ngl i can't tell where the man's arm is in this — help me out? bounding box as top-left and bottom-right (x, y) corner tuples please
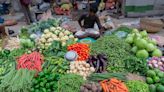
(95, 16), (103, 30)
(78, 14), (85, 28)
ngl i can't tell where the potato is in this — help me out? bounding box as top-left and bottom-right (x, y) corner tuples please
(84, 84), (92, 89)
(91, 84), (97, 92)
(85, 63), (90, 68)
(80, 86), (85, 92)
(82, 67), (86, 71)
(90, 67), (95, 72)
(83, 88), (89, 92)
(86, 68), (90, 71)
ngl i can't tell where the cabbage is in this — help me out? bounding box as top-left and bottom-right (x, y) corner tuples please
(149, 39), (157, 45)
(146, 43), (156, 52)
(20, 39), (34, 48)
(131, 46), (138, 53)
(152, 49), (162, 57)
(125, 36), (133, 44)
(30, 34), (37, 39)
(132, 29), (139, 33)
(135, 39), (148, 49)
(136, 49), (149, 59)
(140, 30), (148, 37)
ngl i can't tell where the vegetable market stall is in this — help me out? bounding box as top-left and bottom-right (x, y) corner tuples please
(0, 18), (164, 92)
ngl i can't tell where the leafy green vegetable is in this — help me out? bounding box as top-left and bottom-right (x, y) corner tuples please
(42, 41), (67, 58)
(32, 71), (61, 92)
(58, 74), (85, 92)
(124, 56), (148, 75)
(0, 68), (35, 92)
(115, 26), (132, 33)
(27, 18), (61, 33)
(126, 80), (149, 92)
(43, 56), (69, 74)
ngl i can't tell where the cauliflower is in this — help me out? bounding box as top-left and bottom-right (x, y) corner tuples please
(56, 27), (62, 30)
(40, 38), (46, 43)
(69, 35), (74, 39)
(44, 29), (50, 34)
(64, 36), (69, 40)
(47, 38), (53, 42)
(45, 33), (51, 38)
(59, 32), (64, 38)
(74, 38), (78, 41)
(62, 42), (66, 46)
(52, 35), (57, 38)
(41, 34), (46, 38)
(50, 27), (56, 32)
(64, 30), (71, 35)
(54, 30), (60, 35)
(60, 37), (66, 41)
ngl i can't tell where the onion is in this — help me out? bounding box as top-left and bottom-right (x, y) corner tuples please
(148, 64), (153, 68)
(152, 60), (158, 64)
(159, 66), (164, 71)
(154, 63), (159, 68)
(161, 57), (164, 62)
(152, 57), (159, 60)
(158, 61), (163, 66)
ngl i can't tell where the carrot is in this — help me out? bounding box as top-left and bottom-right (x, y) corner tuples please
(100, 78), (128, 92)
(16, 51), (43, 73)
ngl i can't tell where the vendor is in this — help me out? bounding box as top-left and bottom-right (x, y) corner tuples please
(78, 7), (104, 31)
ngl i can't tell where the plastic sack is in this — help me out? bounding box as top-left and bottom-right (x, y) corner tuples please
(114, 31), (128, 38)
(85, 28), (100, 38)
(75, 31), (88, 39)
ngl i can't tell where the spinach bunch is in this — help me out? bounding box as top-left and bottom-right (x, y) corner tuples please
(126, 80), (149, 92)
(58, 74), (85, 92)
(124, 56), (148, 76)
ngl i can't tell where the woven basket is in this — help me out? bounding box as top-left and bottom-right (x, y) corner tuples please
(140, 18), (164, 33)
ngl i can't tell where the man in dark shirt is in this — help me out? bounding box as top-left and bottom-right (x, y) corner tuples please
(78, 7), (103, 31)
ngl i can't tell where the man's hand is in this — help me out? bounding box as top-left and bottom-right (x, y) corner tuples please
(81, 27), (85, 31)
(100, 27), (105, 35)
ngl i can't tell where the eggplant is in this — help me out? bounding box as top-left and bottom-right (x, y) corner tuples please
(99, 57), (107, 72)
(88, 60), (94, 67)
(97, 54), (108, 61)
(95, 59), (100, 72)
(92, 56), (98, 61)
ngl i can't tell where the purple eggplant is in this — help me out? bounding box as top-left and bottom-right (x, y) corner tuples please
(95, 59), (100, 72)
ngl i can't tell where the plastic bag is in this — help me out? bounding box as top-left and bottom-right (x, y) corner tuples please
(75, 31), (88, 39)
(85, 28), (100, 38)
(114, 31), (128, 38)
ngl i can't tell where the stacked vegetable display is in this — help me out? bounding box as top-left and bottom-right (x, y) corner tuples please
(125, 29), (162, 59)
(38, 26), (77, 50)
(67, 61), (95, 79)
(16, 51), (44, 72)
(100, 78), (128, 92)
(0, 68), (35, 92)
(31, 70), (61, 92)
(146, 69), (164, 92)
(1, 17), (164, 92)
(80, 82), (102, 92)
(43, 57), (69, 74)
(126, 80), (149, 92)
(87, 54), (108, 73)
(148, 57), (164, 71)
(68, 43), (90, 61)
